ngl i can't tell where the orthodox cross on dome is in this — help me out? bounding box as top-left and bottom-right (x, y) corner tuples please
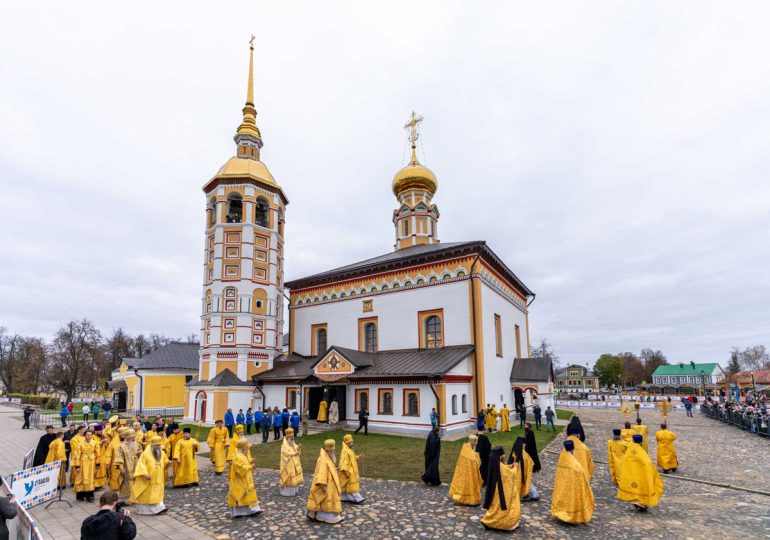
(249, 34), (255, 50)
(403, 111), (424, 145)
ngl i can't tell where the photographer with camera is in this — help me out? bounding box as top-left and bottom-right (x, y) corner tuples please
(80, 490), (136, 540)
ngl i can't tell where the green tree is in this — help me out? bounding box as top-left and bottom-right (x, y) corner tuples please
(594, 353), (622, 388)
(725, 347), (742, 377)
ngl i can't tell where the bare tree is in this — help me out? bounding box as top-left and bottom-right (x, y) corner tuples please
(618, 351), (645, 387)
(105, 328), (134, 370)
(725, 347), (743, 378)
(639, 348), (668, 382)
(132, 334), (149, 358)
(530, 338), (560, 368)
(739, 345), (769, 371)
(148, 333), (172, 352)
(15, 337), (47, 394)
(47, 319), (104, 401)
(185, 333), (199, 344)
(0, 327), (21, 393)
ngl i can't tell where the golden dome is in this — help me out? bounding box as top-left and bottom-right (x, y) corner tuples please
(392, 148), (438, 197)
(214, 156), (277, 186)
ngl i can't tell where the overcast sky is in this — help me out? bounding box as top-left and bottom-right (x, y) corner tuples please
(2, 2), (769, 366)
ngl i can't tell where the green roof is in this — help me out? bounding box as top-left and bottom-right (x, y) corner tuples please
(652, 363), (719, 376)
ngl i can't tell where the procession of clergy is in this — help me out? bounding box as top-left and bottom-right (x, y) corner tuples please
(38, 413), (363, 523)
(440, 413), (679, 532)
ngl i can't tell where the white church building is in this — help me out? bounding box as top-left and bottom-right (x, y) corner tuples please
(184, 44), (553, 436)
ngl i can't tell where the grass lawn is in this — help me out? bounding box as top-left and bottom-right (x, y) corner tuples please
(556, 408), (574, 421)
(247, 425), (563, 483)
(180, 423), (214, 440)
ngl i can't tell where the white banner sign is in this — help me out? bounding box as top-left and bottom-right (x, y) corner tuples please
(10, 462), (62, 509)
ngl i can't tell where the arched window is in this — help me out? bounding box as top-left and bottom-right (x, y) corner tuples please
(277, 208), (284, 236)
(382, 391), (393, 414)
(404, 280), (412, 287)
(406, 391), (419, 416)
(425, 315), (443, 348)
(429, 276), (438, 283)
(226, 194), (242, 223)
(316, 328), (327, 354)
(255, 196), (270, 227)
(364, 323), (377, 353)
(461, 394), (468, 413)
(416, 278), (425, 284)
(358, 391), (368, 412)
(206, 199), (216, 228)
(451, 394), (458, 415)
(381, 284), (388, 291)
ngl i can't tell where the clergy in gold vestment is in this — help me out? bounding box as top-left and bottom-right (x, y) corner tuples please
(279, 428), (303, 496)
(107, 428), (126, 491)
(499, 405), (511, 432)
(567, 430), (595, 480)
(617, 434), (664, 511)
(448, 435), (482, 506)
(227, 424), (245, 463)
(551, 440), (594, 524)
(207, 420), (230, 475)
(73, 431), (97, 502)
(94, 434), (109, 489)
(114, 429), (143, 501)
(620, 422), (635, 444)
(45, 432), (67, 489)
(172, 428), (199, 488)
(227, 439), (262, 517)
(306, 439), (343, 524)
(507, 437), (539, 500)
(68, 426), (85, 486)
(655, 424), (678, 473)
(484, 405), (498, 432)
(481, 447), (520, 531)
(131, 436), (169, 515)
(164, 424), (182, 483)
(633, 419), (649, 453)
(607, 428), (629, 486)
(317, 400), (329, 423)
(339, 434), (365, 504)
(132, 422), (144, 448)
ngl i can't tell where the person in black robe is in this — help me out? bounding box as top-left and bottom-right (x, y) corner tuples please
(482, 446), (507, 514)
(475, 430), (492, 487)
(62, 424), (77, 471)
(523, 422), (541, 472)
(421, 427), (441, 486)
(566, 416), (585, 442)
(33, 425), (58, 467)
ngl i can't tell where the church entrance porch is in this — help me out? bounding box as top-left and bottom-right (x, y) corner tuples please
(307, 384), (347, 422)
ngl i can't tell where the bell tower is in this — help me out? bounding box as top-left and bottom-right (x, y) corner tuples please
(391, 112), (440, 250)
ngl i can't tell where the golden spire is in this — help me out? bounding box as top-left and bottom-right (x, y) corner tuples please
(235, 35), (262, 152)
(403, 111), (424, 164)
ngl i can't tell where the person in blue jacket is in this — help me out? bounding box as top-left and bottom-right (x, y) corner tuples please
(261, 409), (271, 443)
(281, 408), (290, 436)
(272, 407), (282, 440)
(59, 404), (70, 427)
(245, 408), (254, 435)
(224, 408), (235, 437)
(476, 409), (486, 431)
(236, 409), (245, 426)
(254, 408), (263, 438)
(290, 410), (300, 436)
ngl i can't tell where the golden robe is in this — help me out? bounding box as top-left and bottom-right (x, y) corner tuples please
(207, 426), (229, 473)
(130, 447), (168, 506)
(620, 428), (635, 444)
(164, 432), (182, 482)
(227, 451), (259, 508)
(484, 407), (498, 430)
(481, 463), (521, 531)
(172, 438), (199, 486)
(655, 430), (678, 471)
(280, 439), (304, 488)
(317, 401), (328, 422)
(448, 443), (482, 506)
(633, 424), (649, 453)
(93, 439), (109, 489)
(567, 435), (595, 480)
(607, 439), (629, 486)
(107, 434), (122, 490)
(69, 434), (84, 485)
(226, 428), (244, 462)
(339, 443), (362, 495)
(114, 441), (142, 499)
(306, 449), (342, 514)
(551, 450), (594, 524)
(617, 443), (664, 507)
(512, 451), (534, 498)
(45, 438), (67, 489)
(499, 407), (511, 432)
(73, 439), (97, 493)
(134, 430), (144, 448)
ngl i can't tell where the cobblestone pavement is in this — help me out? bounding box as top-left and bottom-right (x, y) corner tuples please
(165, 408), (769, 540)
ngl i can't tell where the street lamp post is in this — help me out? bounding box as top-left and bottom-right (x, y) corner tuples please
(700, 370), (705, 397)
(751, 371), (756, 400)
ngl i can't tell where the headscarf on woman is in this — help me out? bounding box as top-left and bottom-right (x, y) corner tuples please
(507, 437), (527, 486)
(483, 446), (507, 511)
(566, 416), (585, 442)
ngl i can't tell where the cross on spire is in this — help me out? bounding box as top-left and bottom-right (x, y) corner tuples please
(403, 111), (424, 145)
(249, 34), (255, 50)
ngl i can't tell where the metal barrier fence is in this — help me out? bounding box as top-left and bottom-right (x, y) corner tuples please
(0, 480), (43, 540)
(700, 405), (769, 438)
(32, 407), (185, 429)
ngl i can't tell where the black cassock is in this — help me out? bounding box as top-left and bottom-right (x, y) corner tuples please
(524, 430), (541, 472)
(476, 433), (492, 486)
(33, 433), (57, 467)
(421, 432), (441, 486)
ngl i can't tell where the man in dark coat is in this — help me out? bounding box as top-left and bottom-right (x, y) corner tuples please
(523, 422), (541, 472)
(80, 490), (136, 540)
(355, 406), (369, 435)
(0, 479), (17, 540)
(62, 424), (77, 471)
(22, 406), (34, 429)
(33, 425), (57, 467)
(421, 427), (441, 486)
(475, 430), (492, 487)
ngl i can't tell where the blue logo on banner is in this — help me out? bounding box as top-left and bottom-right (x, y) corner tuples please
(24, 482), (33, 496)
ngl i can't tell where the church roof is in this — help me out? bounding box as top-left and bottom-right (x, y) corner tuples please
(510, 357), (554, 383)
(197, 368), (253, 387)
(285, 241), (533, 298)
(254, 345), (474, 383)
(135, 342), (199, 371)
(651, 362), (720, 377)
